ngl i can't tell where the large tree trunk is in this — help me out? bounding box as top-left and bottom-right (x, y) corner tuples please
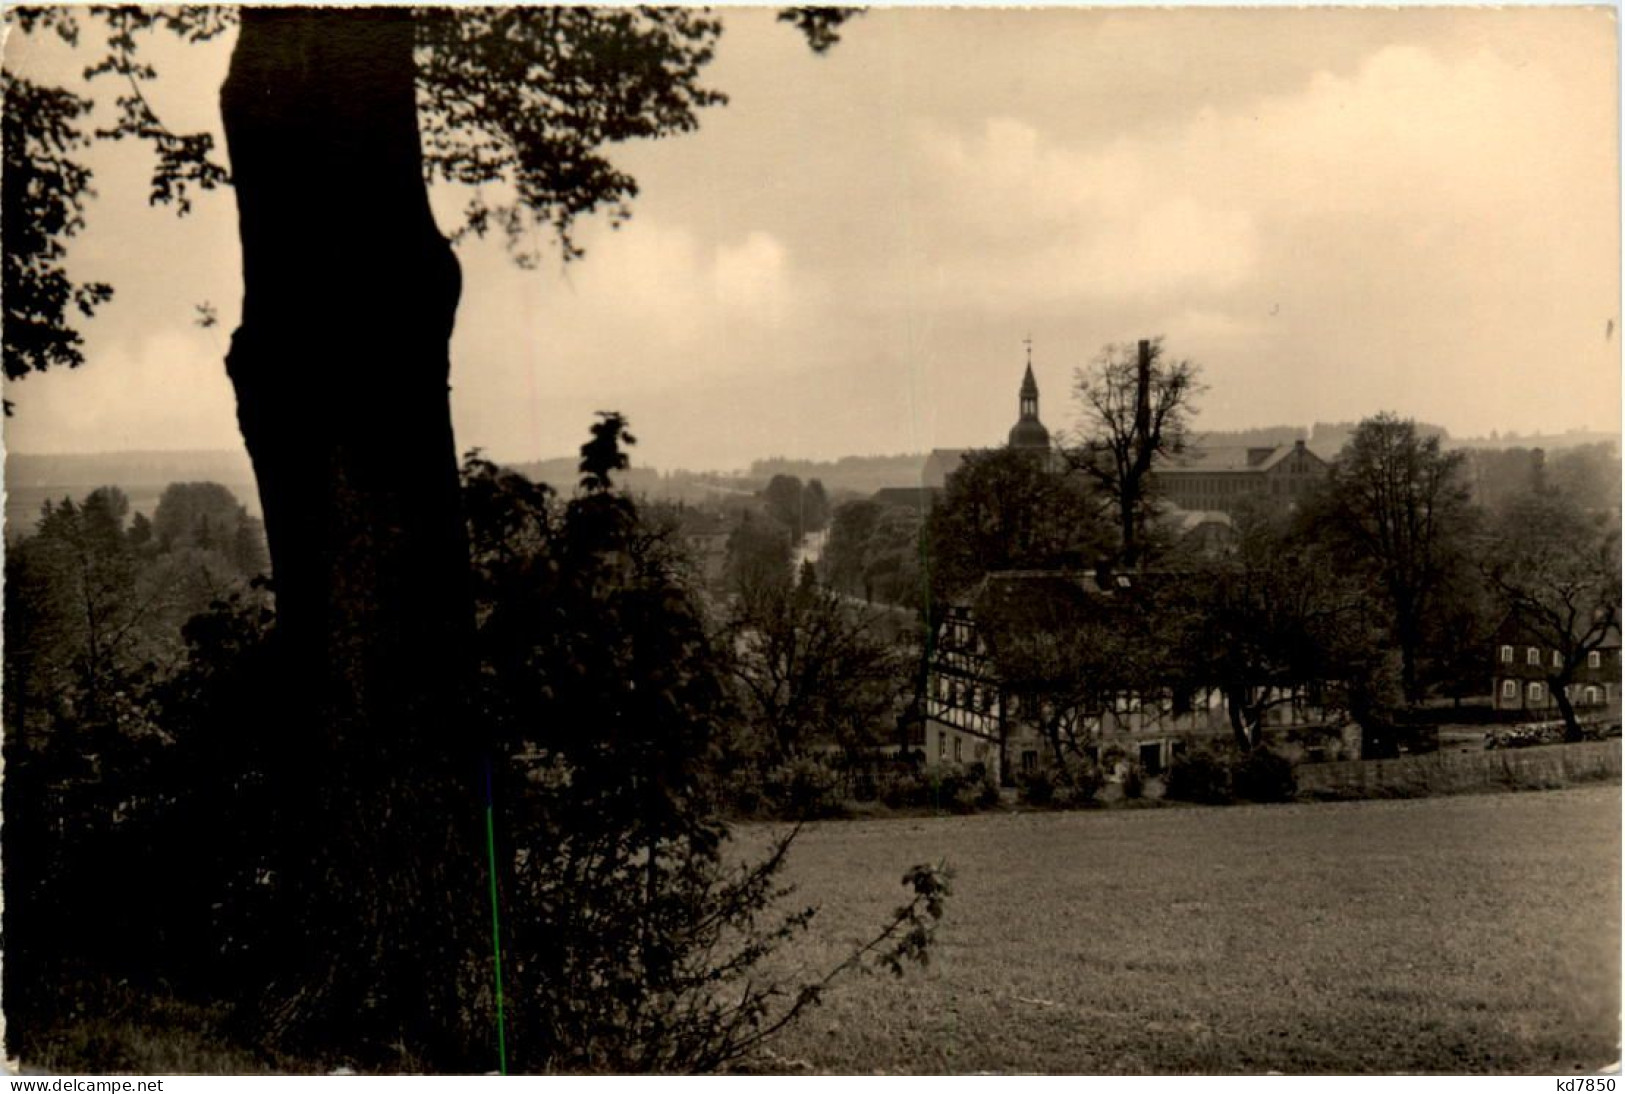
(1225, 687), (1255, 752)
(1118, 490), (1138, 568)
(220, 9), (489, 1068)
(1551, 674), (1584, 742)
(1392, 588), (1423, 706)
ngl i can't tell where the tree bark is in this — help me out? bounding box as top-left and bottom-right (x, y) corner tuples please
(220, 9), (487, 1067)
(1225, 688), (1255, 752)
(1551, 674), (1584, 742)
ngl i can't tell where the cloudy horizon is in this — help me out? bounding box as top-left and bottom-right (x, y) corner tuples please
(3, 6), (1618, 472)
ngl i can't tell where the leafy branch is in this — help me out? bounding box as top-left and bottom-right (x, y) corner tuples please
(83, 6), (233, 214)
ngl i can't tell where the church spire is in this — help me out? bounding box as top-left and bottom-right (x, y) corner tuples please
(1008, 341), (1051, 452)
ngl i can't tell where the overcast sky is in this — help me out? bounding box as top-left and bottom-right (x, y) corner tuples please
(3, 7), (1619, 471)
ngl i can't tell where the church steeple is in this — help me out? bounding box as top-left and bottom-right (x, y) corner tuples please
(1008, 341), (1052, 452)
(1019, 362), (1039, 422)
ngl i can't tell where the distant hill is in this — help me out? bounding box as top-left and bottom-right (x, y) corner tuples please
(1446, 429), (1620, 452)
(1190, 426), (1307, 449)
(748, 453), (930, 498)
(6, 449), (260, 537)
(506, 457), (760, 505)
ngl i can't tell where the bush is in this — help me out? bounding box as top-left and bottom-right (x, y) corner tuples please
(949, 762), (1001, 813)
(1120, 761), (1145, 800)
(1017, 766), (1055, 806)
(1164, 750), (1232, 805)
(879, 768), (929, 809)
(879, 763), (998, 813)
(1230, 748), (1296, 803)
(1017, 762), (1102, 809)
(762, 757), (847, 819)
(1054, 762), (1103, 808)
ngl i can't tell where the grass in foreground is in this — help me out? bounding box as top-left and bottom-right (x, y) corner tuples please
(748, 784), (1621, 1074)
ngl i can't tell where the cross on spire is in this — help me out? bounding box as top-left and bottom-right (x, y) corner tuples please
(1022, 334), (1033, 367)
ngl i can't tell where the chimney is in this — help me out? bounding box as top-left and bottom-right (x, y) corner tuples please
(1134, 339), (1152, 449)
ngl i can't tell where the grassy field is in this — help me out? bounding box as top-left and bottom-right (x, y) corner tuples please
(746, 785), (1621, 1074)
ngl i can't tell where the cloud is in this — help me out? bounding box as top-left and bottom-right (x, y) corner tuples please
(715, 230), (789, 315)
(5, 330), (242, 454)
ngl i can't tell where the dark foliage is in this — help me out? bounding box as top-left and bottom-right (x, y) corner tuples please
(1, 72), (113, 396)
(926, 447), (1110, 604)
(823, 499), (927, 611)
(416, 7), (728, 263)
(760, 756), (848, 820)
(1304, 413), (1474, 704)
(4, 588), (279, 1052)
(463, 417), (948, 1072)
(724, 576), (909, 763)
(1229, 748), (1296, 803)
(1016, 763), (1102, 809)
(6, 424), (951, 1073)
(1163, 750), (1232, 805)
(775, 7), (864, 54)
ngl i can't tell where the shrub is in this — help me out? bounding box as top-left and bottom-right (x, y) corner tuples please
(1230, 748), (1296, 803)
(1053, 762), (1104, 808)
(879, 768), (930, 809)
(763, 757), (847, 819)
(950, 762), (1001, 813)
(1017, 767), (1056, 806)
(879, 764), (999, 813)
(1018, 762), (1102, 809)
(1164, 749), (1232, 805)
(721, 765), (768, 816)
(1120, 761), (1145, 800)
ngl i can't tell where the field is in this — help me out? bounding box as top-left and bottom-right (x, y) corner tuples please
(748, 785), (1622, 1074)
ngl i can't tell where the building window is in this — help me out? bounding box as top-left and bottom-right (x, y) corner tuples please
(1553, 650), (1562, 669)
(1529, 683), (1545, 704)
(1022, 750), (1038, 773)
(1589, 651), (1602, 669)
(1586, 686), (1601, 705)
(1501, 679), (1518, 700)
(1500, 645), (1514, 663)
(938, 732), (947, 760)
(1527, 647), (1540, 666)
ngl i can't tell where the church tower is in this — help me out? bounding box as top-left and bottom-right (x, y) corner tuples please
(1007, 347), (1052, 453)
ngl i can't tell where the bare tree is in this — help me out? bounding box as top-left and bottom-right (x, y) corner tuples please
(1482, 491), (1621, 740)
(1067, 338), (1202, 567)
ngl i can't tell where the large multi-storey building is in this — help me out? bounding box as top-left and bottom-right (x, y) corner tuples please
(1150, 440), (1329, 514)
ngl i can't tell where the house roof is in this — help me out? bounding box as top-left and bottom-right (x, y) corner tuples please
(1493, 610), (1622, 650)
(1163, 441), (1326, 475)
(872, 486), (939, 509)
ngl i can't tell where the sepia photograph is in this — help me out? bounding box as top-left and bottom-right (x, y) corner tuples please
(1, 3), (1619, 1078)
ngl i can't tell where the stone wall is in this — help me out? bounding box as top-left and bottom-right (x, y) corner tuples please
(1295, 740), (1620, 798)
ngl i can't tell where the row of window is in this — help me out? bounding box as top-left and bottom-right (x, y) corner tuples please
(1499, 645), (1604, 669)
(936, 730), (989, 763)
(932, 679), (1319, 723)
(1499, 679), (1608, 705)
